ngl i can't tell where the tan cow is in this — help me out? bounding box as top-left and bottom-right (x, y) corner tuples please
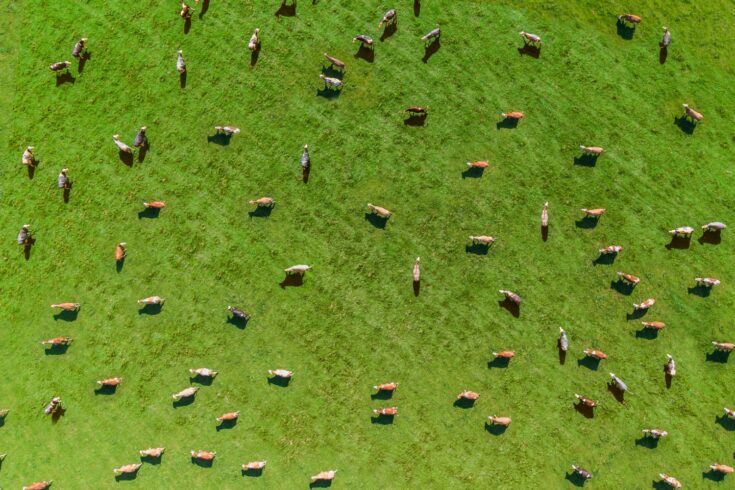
(172, 387), (198, 401)
(500, 111), (524, 120)
(50, 303), (79, 311)
(581, 208), (605, 217)
(682, 104), (703, 122)
(139, 448), (165, 458)
(642, 321), (666, 330)
(217, 411), (240, 422)
(191, 450), (215, 461)
(579, 145), (604, 156)
(633, 298), (655, 310)
(372, 407), (398, 416)
(583, 349), (607, 360)
(249, 197), (275, 207)
(487, 415), (512, 426)
(617, 272), (640, 285)
(367, 203), (391, 218)
(374, 382), (398, 392)
(113, 464), (141, 475)
(97, 377), (122, 387)
(115, 242), (127, 262)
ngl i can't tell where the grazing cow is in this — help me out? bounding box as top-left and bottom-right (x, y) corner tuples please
(712, 341), (735, 351)
(353, 34), (374, 48)
(22, 146), (35, 166)
(319, 74), (343, 89)
(499, 290), (521, 305)
(189, 368), (218, 378)
(49, 61), (71, 72)
(139, 448), (165, 458)
(665, 354), (676, 376)
(659, 474), (682, 489)
(191, 450), (215, 461)
(180, 2), (192, 18)
(642, 321), (666, 330)
(44, 397), (61, 415)
(642, 429), (668, 439)
(227, 306), (250, 320)
(559, 327), (569, 352)
(492, 351), (515, 359)
(519, 31), (542, 45)
(133, 127), (147, 148)
(301, 144), (310, 169)
(50, 303), (79, 311)
(374, 382), (398, 392)
(710, 464), (734, 474)
(284, 265), (311, 275)
(217, 411), (240, 422)
(57, 169), (70, 189)
(113, 134), (133, 153)
(500, 111), (524, 120)
(269, 369), (293, 378)
(421, 27), (441, 43)
(581, 208), (605, 217)
(467, 160), (489, 169)
(702, 222), (726, 232)
(324, 53), (345, 70)
(413, 257), (421, 282)
(312, 470), (337, 482)
(584, 349), (607, 360)
(541, 202), (549, 228)
(469, 235), (495, 245)
(97, 377), (122, 387)
(457, 390), (480, 400)
(661, 27), (671, 47)
(633, 298), (655, 310)
(214, 126), (240, 135)
(617, 272), (640, 285)
(403, 106), (428, 116)
(113, 464), (141, 475)
(243, 461), (267, 471)
(172, 387), (198, 401)
(725, 408), (735, 420)
(379, 9), (397, 28)
(115, 242), (127, 262)
(143, 201), (166, 209)
(487, 415), (512, 426)
(138, 296), (164, 305)
(682, 104), (703, 122)
(618, 14), (642, 25)
(571, 465), (592, 480)
(367, 203), (391, 218)
(373, 407), (398, 416)
(574, 394), (597, 408)
(176, 50), (186, 74)
(669, 226), (694, 237)
(695, 277), (720, 287)
(23, 481), (53, 490)
(41, 337), (72, 346)
(17, 224), (31, 245)
(599, 245), (622, 255)
(609, 373), (629, 393)
(249, 197), (275, 207)
(579, 145), (604, 156)
(72, 38), (87, 58)
(248, 29), (261, 52)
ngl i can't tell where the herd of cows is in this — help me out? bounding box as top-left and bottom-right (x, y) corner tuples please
(9, 3), (731, 488)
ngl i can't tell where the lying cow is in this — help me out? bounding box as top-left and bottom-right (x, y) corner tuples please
(658, 474), (682, 489)
(172, 387), (198, 401)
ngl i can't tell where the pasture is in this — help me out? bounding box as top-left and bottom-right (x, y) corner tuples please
(2, 0), (735, 487)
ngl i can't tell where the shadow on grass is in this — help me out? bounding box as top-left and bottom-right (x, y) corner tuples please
(592, 253), (617, 266)
(190, 375), (215, 386)
(659, 45), (668, 64)
(268, 376), (291, 387)
(565, 472), (588, 487)
(716, 415), (735, 431)
(52, 407), (66, 423)
(577, 356), (600, 371)
(404, 114), (427, 126)
(216, 419), (237, 431)
(370, 391), (393, 401)
(116, 258), (125, 273)
(497, 298), (520, 318)
(674, 116), (696, 135)
(703, 470), (726, 482)
(487, 357), (510, 369)
(517, 44), (540, 58)
(179, 71), (187, 89)
(303, 166), (311, 183)
(484, 423), (508, 436)
(541, 225), (548, 242)
(453, 398), (476, 409)
(27, 163), (36, 179)
(574, 402), (594, 419)
(611, 280), (635, 295)
(317, 86), (342, 99)
(78, 52), (91, 73)
(354, 44), (374, 63)
(626, 309), (648, 320)
(53, 309), (79, 322)
(413, 280), (420, 296)
(138, 142), (149, 163)
(616, 19), (635, 40)
(310, 480), (333, 489)
(653, 481), (676, 490)
(94, 385), (118, 396)
(558, 348), (566, 365)
(275, 0), (296, 17)
(422, 39), (440, 63)
(365, 213), (388, 229)
(465, 243), (489, 255)
(138, 304), (162, 315)
(461, 167), (484, 179)
(138, 207), (161, 219)
(665, 372), (673, 389)
(635, 436), (659, 449)
(573, 154), (598, 166)
(380, 23), (397, 42)
(279, 274), (303, 288)
(24, 237), (36, 261)
(56, 72), (76, 86)
(115, 472), (138, 482)
(198, 0), (209, 18)
(688, 285), (712, 297)
(63, 184), (71, 203)
(243, 467), (264, 477)
(635, 327), (659, 340)
(207, 133), (232, 146)
(226, 315), (249, 329)
(706, 351), (731, 363)
(607, 383), (625, 403)
(320, 65), (344, 79)
(496, 118), (519, 130)
(191, 457), (213, 468)
(248, 206), (274, 218)
(44, 344), (70, 355)
(119, 150), (133, 167)
(172, 397), (195, 409)
(575, 216), (599, 229)
(371, 414), (395, 425)
(413, 0), (420, 16)
(140, 455), (162, 465)
(699, 230), (722, 245)
(251, 44), (261, 67)
(665, 236), (691, 250)
(184, 17), (192, 34)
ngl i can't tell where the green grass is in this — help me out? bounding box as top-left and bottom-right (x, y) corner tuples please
(2, 0), (735, 487)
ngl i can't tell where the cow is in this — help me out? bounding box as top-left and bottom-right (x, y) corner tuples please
(353, 35), (374, 49)
(115, 242), (127, 262)
(617, 272), (640, 285)
(172, 387), (198, 401)
(113, 134), (133, 154)
(413, 257), (421, 282)
(249, 197), (275, 207)
(176, 50), (186, 74)
(311, 470), (337, 482)
(633, 298), (655, 310)
(642, 321), (666, 330)
(143, 201), (166, 209)
(658, 474), (682, 489)
(55, 168), (70, 189)
(641, 429), (668, 439)
(500, 111), (524, 120)
(284, 265), (311, 275)
(421, 27), (441, 43)
(324, 53), (345, 70)
(139, 448), (165, 458)
(599, 245), (622, 254)
(22, 146), (35, 166)
(457, 390), (480, 400)
(217, 411), (240, 422)
(41, 337), (72, 346)
(23, 481), (53, 490)
(665, 354), (676, 376)
(133, 127), (148, 148)
(374, 382), (399, 392)
(138, 296), (164, 305)
(0, 409), (8, 418)
(519, 31), (542, 45)
(574, 394), (597, 408)
(487, 415), (512, 426)
(618, 14), (642, 25)
(492, 351), (515, 359)
(180, 2), (192, 18)
(710, 464), (734, 474)
(469, 235), (495, 245)
(367, 203), (391, 218)
(695, 277), (720, 287)
(499, 290), (521, 304)
(581, 208), (605, 217)
(669, 226), (694, 237)
(682, 104), (703, 122)
(584, 349), (607, 360)
(373, 407), (398, 416)
(50, 303), (79, 311)
(571, 465), (592, 480)
(227, 306), (250, 320)
(97, 377), (122, 387)
(301, 144), (310, 169)
(702, 222), (726, 232)
(113, 464), (141, 475)
(712, 341), (735, 351)
(72, 38), (88, 58)
(268, 369), (293, 378)
(17, 224), (31, 245)
(725, 408), (735, 420)
(403, 106), (428, 116)
(189, 368), (218, 378)
(379, 9), (396, 28)
(467, 160), (489, 169)
(248, 29), (261, 52)
(214, 126), (240, 135)
(319, 74), (343, 89)
(541, 202), (549, 228)
(579, 145), (604, 156)
(44, 397), (61, 415)
(609, 373), (629, 392)
(191, 450), (215, 461)
(243, 461), (267, 471)
(661, 27), (671, 47)
(49, 61), (71, 72)
(559, 327), (569, 352)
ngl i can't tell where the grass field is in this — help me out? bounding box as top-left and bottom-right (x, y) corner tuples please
(2, 0), (735, 488)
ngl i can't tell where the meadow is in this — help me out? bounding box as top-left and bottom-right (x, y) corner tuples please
(2, 0), (735, 488)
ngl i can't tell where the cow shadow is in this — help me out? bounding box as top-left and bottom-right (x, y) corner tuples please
(453, 398), (476, 409)
(316, 86), (342, 99)
(465, 243), (490, 255)
(716, 415), (735, 431)
(653, 481), (674, 490)
(380, 23), (397, 42)
(55, 72), (76, 86)
(302, 166), (310, 183)
(365, 213), (388, 229)
(207, 133), (232, 146)
(198, 0), (209, 18)
(242, 467), (264, 477)
(616, 19), (636, 40)
(558, 347), (566, 365)
(172, 397), (195, 408)
(485, 423), (508, 436)
(461, 167), (484, 179)
(370, 391), (393, 401)
(413, 280), (420, 297)
(674, 116), (696, 134)
(626, 309), (647, 320)
(250, 44), (261, 67)
(53, 309), (79, 322)
(706, 350), (730, 363)
(216, 419), (237, 431)
(574, 402), (594, 419)
(140, 455), (162, 465)
(190, 375), (215, 386)
(659, 45), (668, 64)
(573, 154), (598, 166)
(51, 406), (66, 423)
(518, 44), (540, 58)
(564, 472), (588, 487)
(611, 280), (635, 295)
(413, 0), (420, 16)
(354, 44), (375, 62)
(498, 298), (520, 318)
(422, 39), (441, 63)
(487, 357), (510, 369)
(44, 344), (70, 355)
(541, 225), (549, 242)
(27, 163), (36, 179)
(184, 17), (192, 34)
(699, 230), (722, 245)
(635, 436), (659, 449)
(191, 457), (213, 468)
(23, 237), (36, 260)
(608, 383), (625, 403)
(248, 206), (274, 218)
(592, 253), (617, 266)
(268, 376), (291, 387)
(226, 315), (249, 329)
(665, 372), (673, 389)
(119, 150), (133, 167)
(577, 356), (600, 371)
(179, 71), (187, 88)
(703, 470), (725, 482)
(496, 118), (519, 129)
(138, 304), (163, 315)
(63, 185), (71, 203)
(137, 207), (161, 219)
(279, 274), (303, 288)
(94, 385), (118, 396)
(688, 285), (711, 297)
(310, 480), (333, 489)
(635, 327), (659, 340)
(116, 257), (125, 273)
(575, 216), (599, 229)
(404, 114), (427, 126)
(138, 142), (149, 163)
(78, 52), (91, 73)
(275, 0), (296, 17)
(665, 236), (690, 249)
(371, 414), (395, 425)
(320, 65), (344, 79)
